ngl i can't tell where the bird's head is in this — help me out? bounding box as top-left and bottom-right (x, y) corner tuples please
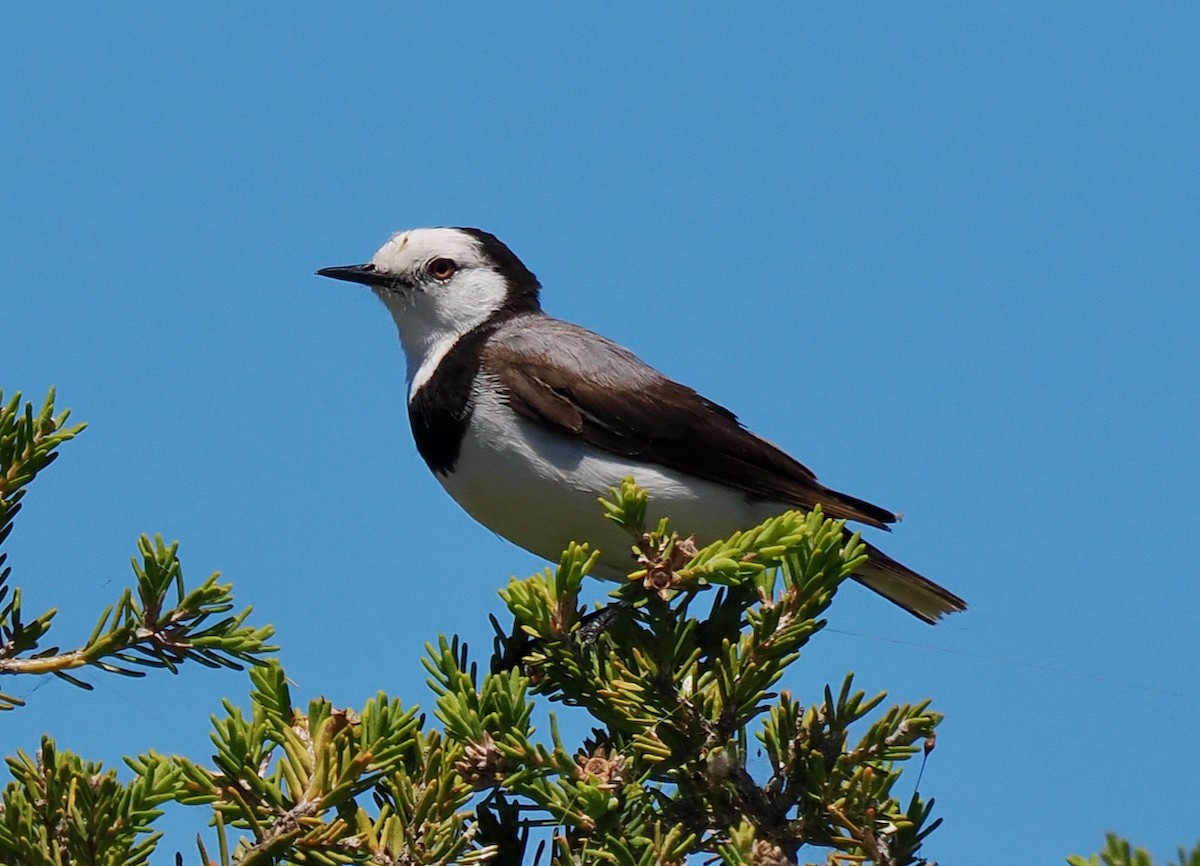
(318, 227), (541, 375)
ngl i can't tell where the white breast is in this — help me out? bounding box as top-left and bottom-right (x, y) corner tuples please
(437, 384), (788, 580)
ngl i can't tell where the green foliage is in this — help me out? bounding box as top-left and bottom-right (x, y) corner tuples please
(0, 388), (86, 551)
(0, 736), (180, 866)
(0, 388), (84, 708)
(156, 660), (487, 865)
(1, 388), (953, 865)
(480, 480), (941, 865)
(0, 390), (275, 710)
(1068, 835), (1200, 866)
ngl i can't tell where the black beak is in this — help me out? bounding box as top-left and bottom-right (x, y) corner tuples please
(315, 263), (394, 287)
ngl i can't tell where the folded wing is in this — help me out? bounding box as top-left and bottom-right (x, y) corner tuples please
(486, 318), (895, 528)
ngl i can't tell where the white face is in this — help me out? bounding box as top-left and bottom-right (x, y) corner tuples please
(367, 228), (512, 391)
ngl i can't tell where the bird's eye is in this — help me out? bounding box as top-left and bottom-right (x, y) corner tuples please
(427, 258), (458, 280)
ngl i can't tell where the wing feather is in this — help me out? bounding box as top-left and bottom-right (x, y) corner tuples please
(485, 318), (896, 528)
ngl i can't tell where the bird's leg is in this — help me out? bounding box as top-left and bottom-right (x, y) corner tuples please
(490, 599), (637, 673)
(575, 599), (635, 644)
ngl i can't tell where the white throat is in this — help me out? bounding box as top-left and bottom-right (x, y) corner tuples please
(373, 271), (509, 398)
(363, 228), (515, 397)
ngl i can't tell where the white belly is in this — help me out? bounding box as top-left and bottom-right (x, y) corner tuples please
(437, 391), (787, 580)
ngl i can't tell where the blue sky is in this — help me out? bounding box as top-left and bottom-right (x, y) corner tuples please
(3, 4), (1198, 862)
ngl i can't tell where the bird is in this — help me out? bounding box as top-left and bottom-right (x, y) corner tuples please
(317, 227), (966, 623)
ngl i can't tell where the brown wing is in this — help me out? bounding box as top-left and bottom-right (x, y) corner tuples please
(484, 317), (897, 529)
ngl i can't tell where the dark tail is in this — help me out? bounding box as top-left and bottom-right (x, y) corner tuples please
(851, 538), (967, 624)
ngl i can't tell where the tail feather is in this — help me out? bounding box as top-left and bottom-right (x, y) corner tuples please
(851, 539), (967, 624)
